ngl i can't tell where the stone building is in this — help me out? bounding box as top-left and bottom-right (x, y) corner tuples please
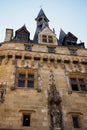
(0, 9), (87, 130)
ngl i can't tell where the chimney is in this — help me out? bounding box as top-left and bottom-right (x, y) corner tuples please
(4, 29), (13, 42)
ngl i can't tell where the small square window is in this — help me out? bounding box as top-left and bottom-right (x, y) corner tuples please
(71, 84), (79, 91)
(25, 45), (32, 51)
(72, 116), (80, 128)
(48, 47), (55, 53)
(70, 49), (77, 55)
(23, 114), (30, 127)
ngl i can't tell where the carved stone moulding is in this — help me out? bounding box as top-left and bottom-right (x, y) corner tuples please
(63, 57), (70, 64)
(72, 57), (79, 64)
(57, 56), (61, 63)
(81, 58), (87, 65)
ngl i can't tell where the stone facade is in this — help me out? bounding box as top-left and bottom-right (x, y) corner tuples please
(0, 9), (87, 130)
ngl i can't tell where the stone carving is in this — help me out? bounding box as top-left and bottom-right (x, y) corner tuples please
(39, 58), (43, 67)
(37, 74), (42, 92)
(69, 62), (73, 70)
(61, 61), (65, 69)
(0, 83), (6, 103)
(50, 104), (62, 130)
(78, 63), (83, 71)
(37, 63), (42, 92)
(24, 61), (31, 68)
(31, 59), (34, 66)
(4, 56), (8, 64)
(21, 59), (25, 66)
(11, 60), (18, 90)
(54, 61), (58, 68)
(48, 70), (64, 130)
(47, 59), (51, 67)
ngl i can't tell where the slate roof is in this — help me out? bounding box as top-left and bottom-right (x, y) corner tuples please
(15, 25), (30, 34)
(12, 25), (30, 42)
(59, 29), (66, 45)
(35, 8), (49, 22)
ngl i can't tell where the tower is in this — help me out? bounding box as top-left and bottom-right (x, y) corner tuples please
(33, 8), (49, 42)
(0, 9), (87, 130)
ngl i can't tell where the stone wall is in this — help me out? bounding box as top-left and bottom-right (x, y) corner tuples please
(0, 42), (87, 130)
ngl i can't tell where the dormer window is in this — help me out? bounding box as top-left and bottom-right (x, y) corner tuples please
(42, 35), (53, 43)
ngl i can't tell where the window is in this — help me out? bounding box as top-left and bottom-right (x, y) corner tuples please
(48, 47), (55, 53)
(42, 35), (47, 42)
(71, 84), (79, 91)
(70, 49), (77, 55)
(17, 68), (37, 88)
(48, 36), (53, 43)
(80, 85), (86, 91)
(42, 35), (53, 43)
(23, 114), (30, 127)
(72, 116), (80, 128)
(25, 45), (32, 51)
(70, 75), (87, 92)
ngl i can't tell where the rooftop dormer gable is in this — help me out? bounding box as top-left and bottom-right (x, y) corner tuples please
(38, 26), (57, 45)
(13, 25), (30, 42)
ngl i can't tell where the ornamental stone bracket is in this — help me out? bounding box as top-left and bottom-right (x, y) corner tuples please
(48, 70), (64, 130)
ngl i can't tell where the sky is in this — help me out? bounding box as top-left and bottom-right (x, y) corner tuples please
(0, 0), (87, 47)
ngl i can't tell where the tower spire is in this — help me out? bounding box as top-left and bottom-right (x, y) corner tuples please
(33, 9), (49, 42)
(35, 8), (49, 22)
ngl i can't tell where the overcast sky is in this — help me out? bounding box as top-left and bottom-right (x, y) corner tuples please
(0, 0), (87, 47)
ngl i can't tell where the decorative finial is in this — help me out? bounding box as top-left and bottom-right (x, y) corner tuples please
(40, 5), (43, 9)
(53, 28), (55, 34)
